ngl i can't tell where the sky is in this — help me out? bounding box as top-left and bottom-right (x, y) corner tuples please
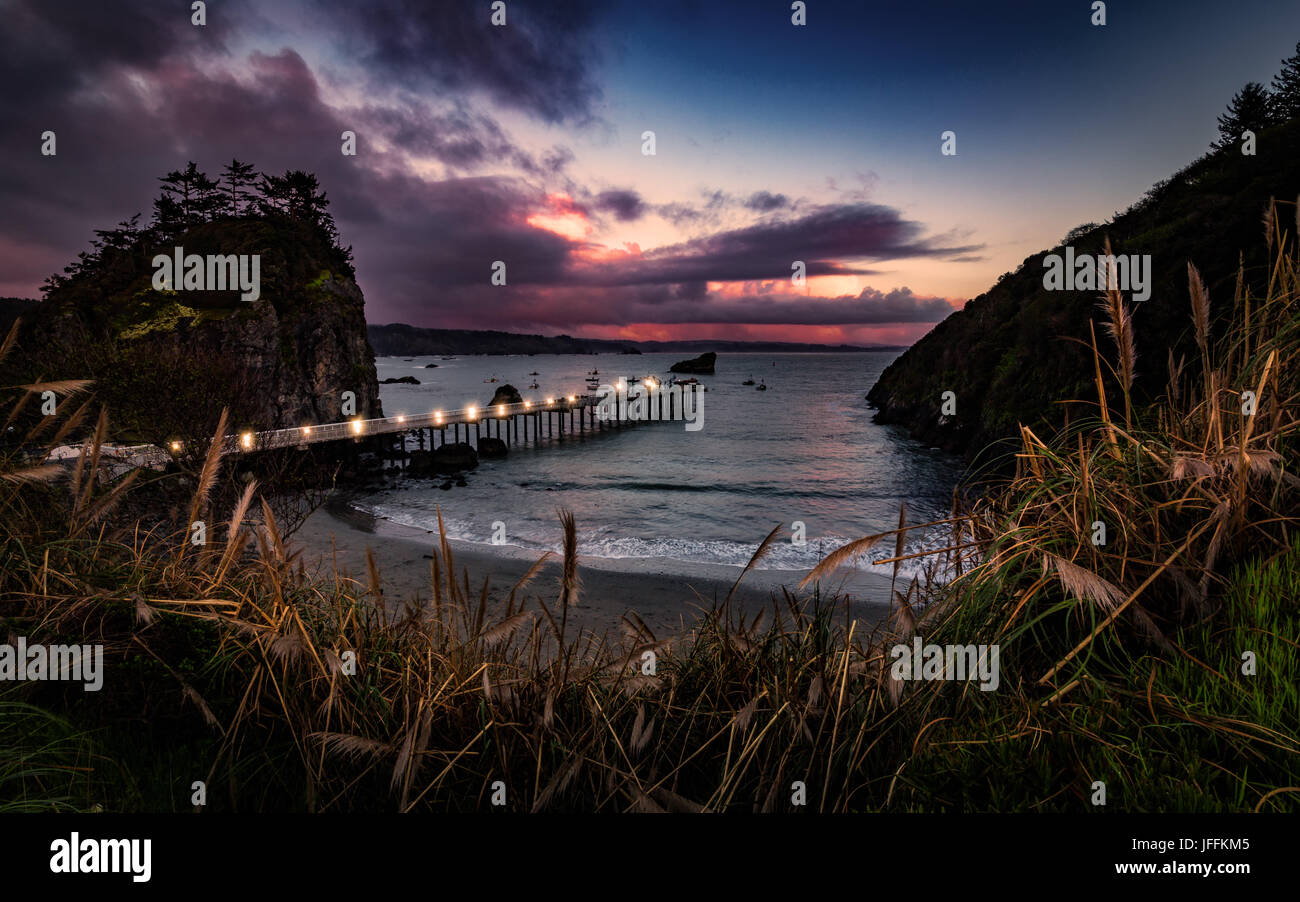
(3, 0), (1300, 346)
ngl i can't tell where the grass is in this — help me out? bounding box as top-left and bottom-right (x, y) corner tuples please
(0, 221), (1297, 813)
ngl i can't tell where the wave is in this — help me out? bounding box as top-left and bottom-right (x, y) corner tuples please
(352, 500), (961, 582)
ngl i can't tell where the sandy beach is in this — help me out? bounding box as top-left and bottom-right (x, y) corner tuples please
(291, 494), (896, 641)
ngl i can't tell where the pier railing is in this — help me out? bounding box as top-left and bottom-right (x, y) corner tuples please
(50, 384), (698, 470)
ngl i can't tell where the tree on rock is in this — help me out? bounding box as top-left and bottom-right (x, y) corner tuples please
(158, 162), (221, 229)
(222, 159), (259, 217)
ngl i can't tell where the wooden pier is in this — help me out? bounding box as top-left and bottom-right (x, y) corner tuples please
(246, 393), (606, 455)
(52, 382), (701, 470)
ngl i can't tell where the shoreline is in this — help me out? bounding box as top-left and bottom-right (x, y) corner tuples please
(292, 493), (895, 639)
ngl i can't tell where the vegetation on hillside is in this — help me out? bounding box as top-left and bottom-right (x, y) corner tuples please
(869, 43), (1300, 465)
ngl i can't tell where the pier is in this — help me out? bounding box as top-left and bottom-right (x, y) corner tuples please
(48, 382), (702, 470)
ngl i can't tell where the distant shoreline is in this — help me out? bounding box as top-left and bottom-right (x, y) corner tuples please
(367, 322), (907, 358)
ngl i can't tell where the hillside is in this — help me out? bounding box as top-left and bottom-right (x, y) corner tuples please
(867, 117), (1300, 461)
(10, 164), (381, 442)
(368, 324), (642, 356)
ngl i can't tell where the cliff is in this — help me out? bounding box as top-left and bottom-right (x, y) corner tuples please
(867, 117), (1300, 461)
(17, 214), (381, 439)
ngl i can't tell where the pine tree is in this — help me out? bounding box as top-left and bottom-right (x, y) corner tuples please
(1270, 42), (1300, 121)
(221, 159), (258, 217)
(192, 168), (223, 222)
(1214, 82), (1275, 149)
(257, 169), (340, 243)
(157, 162), (220, 228)
(150, 193), (184, 242)
(282, 170), (331, 228)
(92, 214), (142, 253)
(256, 172), (291, 216)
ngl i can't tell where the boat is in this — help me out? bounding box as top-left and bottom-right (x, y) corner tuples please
(528, 371), (539, 376)
(483, 375), (499, 383)
(529, 381), (540, 389)
(742, 375), (755, 385)
(756, 380), (767, 391)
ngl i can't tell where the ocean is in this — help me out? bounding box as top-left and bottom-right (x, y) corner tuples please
(356, 351), (966, 584)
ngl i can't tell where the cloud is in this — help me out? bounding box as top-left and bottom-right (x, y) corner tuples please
(354, 101), (574, 177)
(389, 281), (958, 333)
(567, 203), (982, 286)
(316, 0), (607, 125)
(590, 189), (646, 222)
(743, 191), (790, 212)
(611, 285), (957, 326)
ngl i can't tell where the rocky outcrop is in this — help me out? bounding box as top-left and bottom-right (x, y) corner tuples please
(20, 216), (382, 433)
(486, 384), (523, 407)
(381, 376), (420, 385)
(409, 442), (478, 475)
(478, 437), (508, 459)
(670, 351), (716, 374)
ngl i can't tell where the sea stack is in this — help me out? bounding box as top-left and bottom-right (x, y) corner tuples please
(669, 351), (716, 374)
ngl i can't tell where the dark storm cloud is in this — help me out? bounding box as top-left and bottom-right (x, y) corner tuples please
(570, 204), (982, 286)
(0, 44), (382, 286)
(356, 174), (573, 293)
(0, 0), (230, 106)
(354, 102), (574, 176)
(0, 23), (568, 298)
(316, 0), (606, 125)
